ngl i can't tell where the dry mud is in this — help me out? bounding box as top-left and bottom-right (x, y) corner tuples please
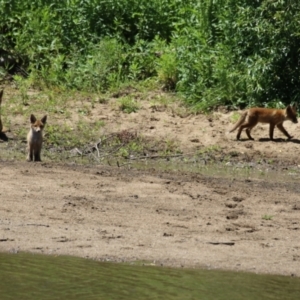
(1, 92), (300, 276)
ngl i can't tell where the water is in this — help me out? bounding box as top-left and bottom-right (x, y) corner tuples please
(0, 252), (299, 300)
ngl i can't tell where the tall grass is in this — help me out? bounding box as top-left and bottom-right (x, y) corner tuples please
(1, 0), (300, 110)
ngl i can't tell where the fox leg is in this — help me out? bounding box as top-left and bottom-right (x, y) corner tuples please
(236, 124), (248, 140)
(245, 127), (255, 140)
(237, 123), (256, 140)
(236, 127), (243, 140)
(27, 146), (33, 161)
(236, 115), (258, 140)
(269, 123), (276, 140)
(276, 123), (292, 139)
(34, 150), (41, 161)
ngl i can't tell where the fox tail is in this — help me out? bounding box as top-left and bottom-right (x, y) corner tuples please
(229, 111), (247, 133)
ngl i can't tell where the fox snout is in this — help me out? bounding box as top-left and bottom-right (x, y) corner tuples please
(291, 114), (298, 124)
(293, 115), (298, 123)
(33, 125), (42, 132)
(289, 104), (298, 124)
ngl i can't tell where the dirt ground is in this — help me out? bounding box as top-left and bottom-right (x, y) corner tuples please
(1, 91), (300, 276)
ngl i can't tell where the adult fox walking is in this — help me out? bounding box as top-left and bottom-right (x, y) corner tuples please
(229, 104), (298, 140)
(27, 114), (47, 161)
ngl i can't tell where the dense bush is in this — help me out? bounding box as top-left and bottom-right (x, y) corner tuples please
(1, 0), (300, 110)
(0, 0), (179, 90)
(171, 0), (300, 109)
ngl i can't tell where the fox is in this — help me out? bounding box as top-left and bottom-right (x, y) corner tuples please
(27, 114), (47, 162)
(0, 89), (4, 132)
(229, 104), (298, 140)
(0, 89), (9, 135)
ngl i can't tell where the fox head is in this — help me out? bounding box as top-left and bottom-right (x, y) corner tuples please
(286, 104), (298, 124)
(30, 114), (47, 133)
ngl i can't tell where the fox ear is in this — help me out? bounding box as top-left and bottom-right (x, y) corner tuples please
(41, 115), (47, 124)
(30, 114), (37, 124)
(289, 103), (298, 112)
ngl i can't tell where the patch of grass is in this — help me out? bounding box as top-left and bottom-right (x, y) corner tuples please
(148, 92), (187, 117)
(149, 94), (171, 108)
(14, 126), (28, 140)
(156, 50), (178, 90)
(118, 147), (130, 158)
(45, 124), (77, 147)
(228, 151), (239, 157)
(128, 141), (144, 153)
(91, 129), (145, 160)
(13, 75), (31, 105)
(198, 145), (221, 155)
(195, 145), (223, 165)
(136, 77), (161, 91)
(3, 87), (72, 119)
(77, 105), (91, 116)
(170, 103), (192, 118)
(262, 214), (273, 221)
(115, 132), (144, 158)
(46, 119), (105, 149)
(0, 141), (25, 161)
(230, 112), (241, 124)
(118, 96), (140, 113)
(161, 139), (182, 156)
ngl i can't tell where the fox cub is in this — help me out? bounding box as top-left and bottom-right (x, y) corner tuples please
(27, 114), (47, 162)
(229, 104), (298, 140)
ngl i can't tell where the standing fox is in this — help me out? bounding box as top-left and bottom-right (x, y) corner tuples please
(229, 104), (298, 140)
(0, 89), (4, 133)
(27, 114), (47, 161)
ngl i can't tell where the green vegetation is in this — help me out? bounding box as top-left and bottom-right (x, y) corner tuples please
(0, 85), (188, 164)
(1, 252), (300, 300)
(262, 214), (274, 221)
(230, 112), (241, 124)
(1, 0), (300, 111)
(118, 96), (140, 113)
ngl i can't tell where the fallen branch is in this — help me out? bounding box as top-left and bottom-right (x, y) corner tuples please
(26, 223), (50, 227)
(128, 153), (184, 160)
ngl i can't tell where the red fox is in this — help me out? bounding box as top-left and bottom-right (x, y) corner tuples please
(229, 104), (298, 140)
(0, 89), (9, 135)
(27, 114), (47, 161)
(0, 89), (4, 133)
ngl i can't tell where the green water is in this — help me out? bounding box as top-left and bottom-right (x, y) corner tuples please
(0, 252), (299, 300)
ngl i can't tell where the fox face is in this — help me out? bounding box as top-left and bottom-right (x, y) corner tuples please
(27, 114), (47, 162)
(286, 104), (298, 124)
